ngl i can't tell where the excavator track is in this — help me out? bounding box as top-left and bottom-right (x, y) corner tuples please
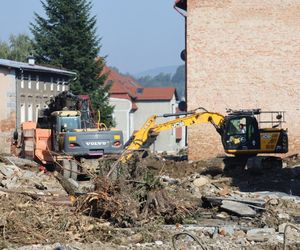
(223, 155), (283, 172)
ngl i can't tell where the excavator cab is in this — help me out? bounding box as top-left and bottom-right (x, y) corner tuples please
(222, 114), (260, 153)
(221, 109), (288, 155)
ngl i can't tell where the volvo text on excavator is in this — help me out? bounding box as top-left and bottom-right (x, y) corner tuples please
(120, 107), (288, 165)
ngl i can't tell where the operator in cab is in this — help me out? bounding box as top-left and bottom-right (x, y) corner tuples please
(239, 123), (246, 134)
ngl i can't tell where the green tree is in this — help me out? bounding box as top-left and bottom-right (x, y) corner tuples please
(0, 41), (10, 59)
(171, 65), (185, 83)
(171, 65), (185, 99)
(91, 84), (115, 127)
(9, 34), (33, 62)
(153, 73), (171, 84)
(31, 0), (113, 125)
(0, 34), (33, 62)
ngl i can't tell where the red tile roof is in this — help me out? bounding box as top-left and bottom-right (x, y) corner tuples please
(102, 66), (177, 111)
(103, 66), (140, 98)
(136, 87), (176, 101)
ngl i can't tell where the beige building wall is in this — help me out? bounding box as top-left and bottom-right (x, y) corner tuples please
(17, 73), (70, 127)
(109, 97), (132, 143)
(187, 0), (300, 160)
(0, 67), (16, 153)
(134, 95), (183, 153)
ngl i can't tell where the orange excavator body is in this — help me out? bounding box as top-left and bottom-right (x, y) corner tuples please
(21, 121), (52, 164)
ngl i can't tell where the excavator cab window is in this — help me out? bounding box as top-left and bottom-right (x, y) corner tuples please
(223, 116), (259, 151)
(227, 118), (247, 136)
(58, 117), (81, 132)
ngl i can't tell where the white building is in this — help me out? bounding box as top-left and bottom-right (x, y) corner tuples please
(106, 67), (185, 154)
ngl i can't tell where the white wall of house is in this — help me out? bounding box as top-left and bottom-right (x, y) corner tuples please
(110, 95), (186, 154)
(134, 95), (183, 154)
(109, 98), (132, 143)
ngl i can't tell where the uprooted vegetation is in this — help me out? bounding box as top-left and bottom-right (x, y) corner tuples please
(75, 154), (198, 227)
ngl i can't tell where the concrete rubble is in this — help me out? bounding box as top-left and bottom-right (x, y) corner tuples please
(0, 154), (300, 249)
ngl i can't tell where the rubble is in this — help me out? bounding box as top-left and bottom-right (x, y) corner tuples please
(193, 176), (210, 187)
(0, 154), (300, 249)
(246, 228), (276, 242)
(221, 200), (257, 217)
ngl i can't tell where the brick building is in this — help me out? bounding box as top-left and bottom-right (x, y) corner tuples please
(175, 0), (300, 160)
(0, 58), (76, 153)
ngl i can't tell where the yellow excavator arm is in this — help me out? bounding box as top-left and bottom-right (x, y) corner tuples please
(120, 109), (224, 163)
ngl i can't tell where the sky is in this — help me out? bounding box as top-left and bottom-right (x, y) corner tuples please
(0, 0), (185, 74)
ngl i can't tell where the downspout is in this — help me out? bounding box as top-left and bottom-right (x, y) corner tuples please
(67, 74), (78, 91)
(16, 68), (24, 130)
(174, 0), (187, 146)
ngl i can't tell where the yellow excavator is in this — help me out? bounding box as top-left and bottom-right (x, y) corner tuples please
(120, 107), (288, 165)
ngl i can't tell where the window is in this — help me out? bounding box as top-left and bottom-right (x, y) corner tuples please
(35, 104), (40, 122)
(28, 104), (33, 121)
(57, 78), (61, 91)
(20, 104), (25, 123)
(60, 116), (81, 132)
(50, 77), (54, 91)
(137, 88), (144, 94)
(28, 75), (32, 89)
(227, 118), (247, 136)
(21, 74), (24, 89)
(36, 75), (39, 90)
(62, 79), (67, 91)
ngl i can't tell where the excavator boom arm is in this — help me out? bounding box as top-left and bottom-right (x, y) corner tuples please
(120, 111), (224, 162)
(152, 112), (224, 133)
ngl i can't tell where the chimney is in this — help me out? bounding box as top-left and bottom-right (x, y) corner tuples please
(28, 55), (35, 66)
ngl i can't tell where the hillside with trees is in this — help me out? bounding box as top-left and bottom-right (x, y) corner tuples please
(136, 65), (185, 100)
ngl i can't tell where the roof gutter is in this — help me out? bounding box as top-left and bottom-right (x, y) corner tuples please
(18, 67), (76, 76)
(174, 0), (187, 17)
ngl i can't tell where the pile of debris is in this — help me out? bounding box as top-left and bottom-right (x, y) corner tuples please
(0, 153), (300, 249)
(76, 155), (197, 227)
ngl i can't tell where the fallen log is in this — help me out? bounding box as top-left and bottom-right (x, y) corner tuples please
(53, 171), (77, 196)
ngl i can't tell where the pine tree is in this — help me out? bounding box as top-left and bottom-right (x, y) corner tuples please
(31, 0), (113, 125)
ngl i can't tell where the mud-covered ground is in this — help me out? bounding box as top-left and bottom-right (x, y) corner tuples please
(0, 154), (300, 249)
